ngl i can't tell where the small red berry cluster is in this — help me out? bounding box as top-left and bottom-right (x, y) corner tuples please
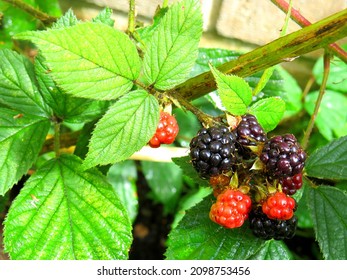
(190, 114), (306, 238)
(149, 111), (179, 148)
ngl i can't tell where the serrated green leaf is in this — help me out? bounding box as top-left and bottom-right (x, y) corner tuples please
(137, 6), (168, 46)
(143, 0), (202, 90)
(248, 97), (285, 132)
(304, 90), (347, 141)
(248, 240), (293, 260)
(84, 90), (159, 168)
(15, 22), (141, 100)
(0, 108), (50, 195)
(165, 195), (264, 260)
(34, 54), (108, 123)
(210, 66), (252, 115)
(51, 9), (79, 29)
(92, 7), (115, 27)
(141, 161), (183, 214)
(107, 160), (138, 223)
(0, 49), (51, 116)
(3, 154), (132, 260)
(305, 135), (347, 180)
(307, 186), (347, 260)
(296, 185), (314, 228)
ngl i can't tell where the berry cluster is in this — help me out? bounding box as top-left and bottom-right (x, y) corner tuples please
(149, 111), (179, 148)
(189, 113), (306, 239)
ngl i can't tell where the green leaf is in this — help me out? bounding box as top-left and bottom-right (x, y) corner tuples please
(171, 156), (208, 187)
(0, 49), (51, 116)
(307, 186), (347, 260)
(305, 135), (347, 180)
(304, 90), (347, 141)
(252, 67), (275, 96)
(84, 90), (159, 168)
(52, 9), (80, 29)
(92, 7), (115, 27)
(35, 0), (62, 17)
(34, 54), (108, 123)
(15, 22), (141, 100)
(210, 66), (252, 115)
(248, 240), (293, 260)
(248, 97), (285, 132)
(141, 161), (183, 214)
(3, 154), (132, 260)
(0, 108), (50, 195)
(107, 160), (138, 223)
(165, 195), (264, 259)
(172, 187), (211, 229)
(313, 53), (347, 93)
(295, 185), (314, 228)
(143, 0), (202, 90)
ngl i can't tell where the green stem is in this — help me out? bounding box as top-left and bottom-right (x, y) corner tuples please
(54, 120), (61, 157)
(128, 0), (136, 34)
(1, 0), (57, 25)
(172, 9), (347, 101)
(301, 52), (331, 150)
(270, 0), (347, 63)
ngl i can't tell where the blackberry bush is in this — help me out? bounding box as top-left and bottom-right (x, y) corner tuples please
(1, 0), (346, 263)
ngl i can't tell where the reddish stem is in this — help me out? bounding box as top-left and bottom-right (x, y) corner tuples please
(271, 0), (347, 63)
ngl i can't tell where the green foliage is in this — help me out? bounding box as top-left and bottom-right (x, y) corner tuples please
(3, 154), (132, 259)
(0, 108), (50, 195)
(305, 136), (347, 180)
(141, 161), (183, 214)
(15, 23), (142, 100)
(83, 90), (159, 168)
(0, 0), (346, 261)
(211, 66), (252, 115)
(307, 186), (347, 260)
(142, 0), (202, 89)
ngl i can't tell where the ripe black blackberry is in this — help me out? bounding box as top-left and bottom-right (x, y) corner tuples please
(249, 207), (298, 240)
(189, 126), (237, 179)
(260, 134), (306, 178)
(236, 114), (267, 146)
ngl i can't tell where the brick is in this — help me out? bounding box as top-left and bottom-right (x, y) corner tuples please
(216, 0), (347, 45)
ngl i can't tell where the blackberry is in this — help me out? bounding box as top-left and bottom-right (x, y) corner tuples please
(249, 207), (298, 240)
(190, 126), (237, 179)
(236, 114), (267, 146)
(280, 173), (303, 196)
(260, 134), (306, 178)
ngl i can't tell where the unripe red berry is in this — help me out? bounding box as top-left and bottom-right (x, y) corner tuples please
(209, 189), (252, 229)
(149, 112), (179, 148)
(262, 192), (296, 220)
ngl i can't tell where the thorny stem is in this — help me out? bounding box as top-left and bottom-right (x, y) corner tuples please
(301, 52), (331, 150)
(1, 0), (57, 25)
(270, 0), (347, 63)
(128, 0), (136, 34)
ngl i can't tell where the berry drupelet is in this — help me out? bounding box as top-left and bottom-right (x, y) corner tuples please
(190, 126), (237, 179)
(260, 134), (306, 178)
